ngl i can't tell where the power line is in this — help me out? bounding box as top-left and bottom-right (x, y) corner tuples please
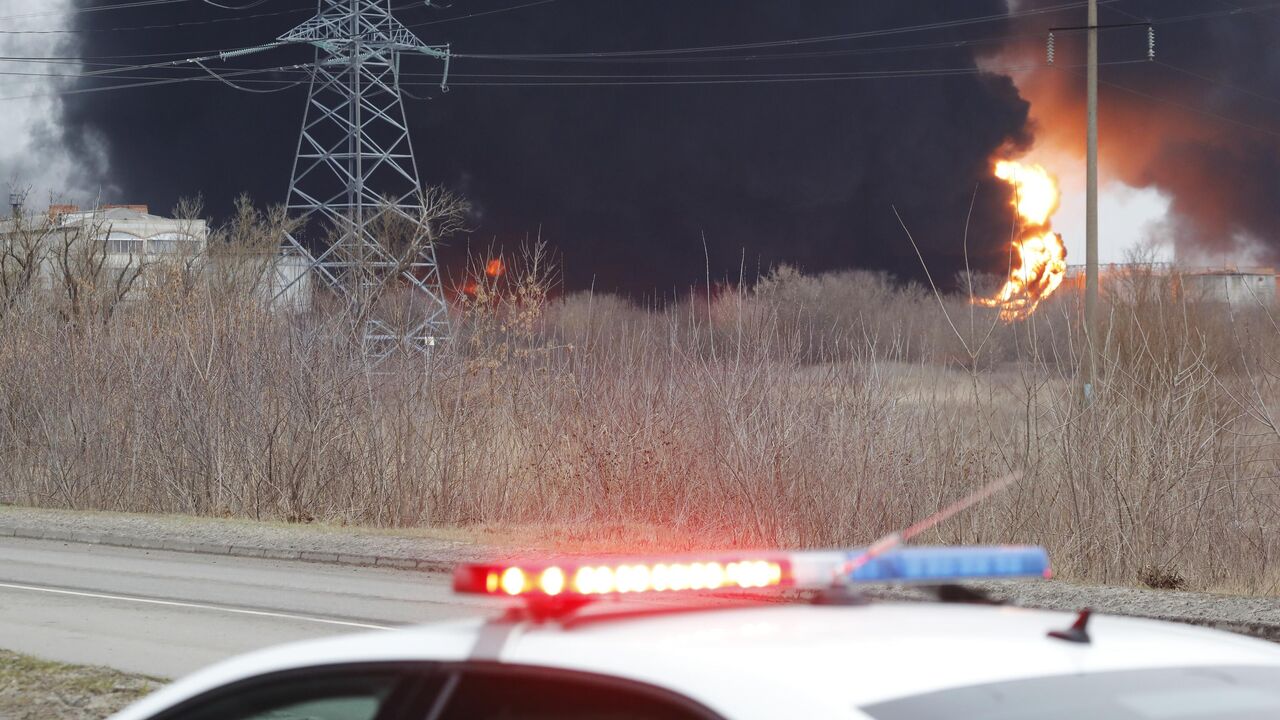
(1091, 1), (1280, 129)
(193, 58), (303, 93)
(0, 58), (1161, 99)
(1102, 0), (1280, 106)
(449, 32), (1039, 66)
(1101, 75), (1280, 139)
(456, 1), (1110, 61)
(0, 48), (248, 62)
(1154, 59), (1280, 107)
(0, 45), (289, 86)
(4, 1), (1273, 100)
(456, 0), (1280, 63)
(0, 1), (555, 85)
(0, 61), (314, 101)
(5, 3), (1271, 140)
(1049, 64), (1280, 140)
(1, 0), (1268, 70)
(404, 0), (558, 28)
(200, 0), (272, 9)
(0, 6), (1071, 69)
(1105, 0), (1280, 24)
(0, 6), (1060, 68)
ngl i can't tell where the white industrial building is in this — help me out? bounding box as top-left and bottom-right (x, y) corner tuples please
(63, 204), (207, 256)
(1065, 263), (1278, 308)
(0, 203), (207, 281)
(0, 202), (310, 306)
(1179, 267), (1278, 307)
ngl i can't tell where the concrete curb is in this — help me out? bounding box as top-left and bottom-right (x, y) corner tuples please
(5, 525), (456, 574)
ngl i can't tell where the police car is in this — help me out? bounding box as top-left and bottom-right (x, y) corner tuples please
(110, 545), (1280, 720)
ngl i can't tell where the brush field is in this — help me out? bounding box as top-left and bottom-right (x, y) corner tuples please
(1, 225), (1277, 594)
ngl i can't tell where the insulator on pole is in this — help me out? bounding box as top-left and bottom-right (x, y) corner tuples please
(1047, 32), (1055, 66)
(1147, 25), (1155, 61)
(440, 44), (452, 91)
(219, 42), (281, 61)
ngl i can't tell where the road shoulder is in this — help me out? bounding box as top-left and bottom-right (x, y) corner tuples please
(3, 504), (1279, 641)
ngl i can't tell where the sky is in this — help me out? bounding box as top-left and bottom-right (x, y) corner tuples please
(5, 0), (1280, 293)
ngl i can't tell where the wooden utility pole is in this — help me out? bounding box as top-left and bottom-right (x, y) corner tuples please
(1084, 0), (1099, 398)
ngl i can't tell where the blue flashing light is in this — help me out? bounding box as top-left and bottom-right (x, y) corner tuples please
(845, 545), (1050, 583)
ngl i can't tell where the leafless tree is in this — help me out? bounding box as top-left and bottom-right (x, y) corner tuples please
(332, 185), (470, 346)
(204, 194), (299, 302)
(52, 211), (150, 326)
(0, 188), (52, 315)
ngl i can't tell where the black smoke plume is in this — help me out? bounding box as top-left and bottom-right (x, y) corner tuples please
(61, 1), (1043, 293)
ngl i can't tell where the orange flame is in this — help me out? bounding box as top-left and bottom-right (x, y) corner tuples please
(976, 160), (1068, 321)
(485, 258), (505, 278)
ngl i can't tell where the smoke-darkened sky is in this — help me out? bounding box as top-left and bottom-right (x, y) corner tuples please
(47, 0), (1280, 292)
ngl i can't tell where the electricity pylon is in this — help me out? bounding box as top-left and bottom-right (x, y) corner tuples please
(275, 0), (453, 359)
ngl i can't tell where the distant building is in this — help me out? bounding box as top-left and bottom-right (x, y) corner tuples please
(1063, 264), (1278, 308)
(1180, 267), (1278, 308)
(0, 203), (309, 307)
(62, 204), (207, 256)
(0, 203), (207, 272)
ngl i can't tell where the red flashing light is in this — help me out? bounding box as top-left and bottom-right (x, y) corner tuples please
(454, 556), (790, 598)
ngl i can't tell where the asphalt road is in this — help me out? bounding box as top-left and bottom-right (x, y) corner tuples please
(0, 537), (496, 678)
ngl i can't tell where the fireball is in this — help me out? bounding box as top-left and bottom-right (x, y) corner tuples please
(994, 160), (1059, 227)
(976, 160), (1068, 321)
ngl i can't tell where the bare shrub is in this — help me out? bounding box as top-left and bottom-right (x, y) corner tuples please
(0, 200), (51, 315)
(1139, 564), (1187, 591)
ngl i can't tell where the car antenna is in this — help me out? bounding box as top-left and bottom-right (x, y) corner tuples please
(835, 471), (1022, 584)
(1048, 608), (1093, 644)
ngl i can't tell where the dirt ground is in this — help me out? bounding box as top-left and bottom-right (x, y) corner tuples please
(0, 650), (159, 720)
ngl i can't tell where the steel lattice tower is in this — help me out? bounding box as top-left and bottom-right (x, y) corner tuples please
(276, 0), (452, 358)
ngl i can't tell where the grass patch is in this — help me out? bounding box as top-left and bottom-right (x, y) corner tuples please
(0, 650), (159, 720)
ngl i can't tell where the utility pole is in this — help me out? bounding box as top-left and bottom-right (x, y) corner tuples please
(1084, 0), (1099, 398)
(1047, 12), (1153, 399)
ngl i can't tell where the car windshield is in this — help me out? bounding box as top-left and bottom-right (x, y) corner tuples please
(860, 666), (1280, 720)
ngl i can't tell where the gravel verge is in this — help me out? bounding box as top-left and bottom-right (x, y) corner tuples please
(865, 581), (1280, 642)
(0, 505), (485, 573)
(0, 649), (159, 720)
(3, 504), (1279, 641)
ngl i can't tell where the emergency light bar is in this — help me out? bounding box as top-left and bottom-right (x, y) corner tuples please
(453, 545), (1050, 599)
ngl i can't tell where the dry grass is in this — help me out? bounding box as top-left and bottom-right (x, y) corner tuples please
(0, 650), (158, 719)
(1, 207), (1278, 594)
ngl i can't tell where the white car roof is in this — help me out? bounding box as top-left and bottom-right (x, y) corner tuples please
(113, 602), (1280, 720)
